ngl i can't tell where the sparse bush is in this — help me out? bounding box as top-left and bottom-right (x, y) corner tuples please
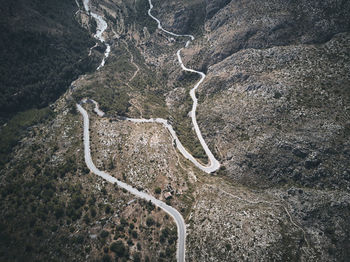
(100, 230), (109, 238)
(134, 252), (141, 262)
(131, 230), (138, 239)
(102, 254), (111, 262)
(110, 240), (126, 257)
(146, 217), (154, 227)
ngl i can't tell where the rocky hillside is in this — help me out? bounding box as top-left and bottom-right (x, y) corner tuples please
(1, 0), (350, 261)
(152, 0), (350, 260)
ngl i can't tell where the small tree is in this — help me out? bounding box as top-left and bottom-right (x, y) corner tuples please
(110, 240), (126, 257)
(131, 230), (138, 239)
(102, 254), (111, 262)
(146, 217), (154, 227)
(100, 230), (109, 238)
(134, 252), (141, 262)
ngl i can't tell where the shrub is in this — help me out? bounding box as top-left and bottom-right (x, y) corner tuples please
(102, 254), (111, 262)
(154, 187), (161, 194)
(146, 217), (154, 227)
(131, 230), (138, 239)
(105, 205), (111, 214)
(134, 252), (141, 262)
(90, 207), (97, 217)
(110, 240), (126, 257)
(100, 230), (109, 238)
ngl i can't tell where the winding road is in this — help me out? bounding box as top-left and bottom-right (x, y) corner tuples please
(82, 0), (220, 174)
(77, 102), (186, 261)
(74, 1), (315, 260)
(77, 0), (222, 261)
(78, 1), (188, 261)
(147, 0), (220, 173)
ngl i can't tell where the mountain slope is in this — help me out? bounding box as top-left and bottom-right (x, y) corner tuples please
(0, 0), (97, 118)
(150, 0), (350, 260)
(1, 0), (350, 261)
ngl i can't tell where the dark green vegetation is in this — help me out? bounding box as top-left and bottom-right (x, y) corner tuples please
(74, 39), (170, 118)
(0, 0), (181, 261)
(0, 103), (177, 261)
(155, 187), (161, 194)
(0, 107), (53, 167)
(0, 0), (97, 119)
(0, 109), (88, 261)
(152, 0), (206, 36)
(171, 72), (209, 164)
(74, 84), (131, 116)
(0, 0), (98, 170)
(126, 0), (210, 162)
(134, 0), (158, 33)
